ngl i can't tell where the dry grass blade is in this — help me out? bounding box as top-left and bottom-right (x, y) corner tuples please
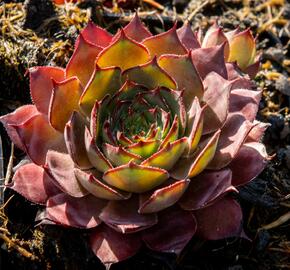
(262, 212), (290, 230)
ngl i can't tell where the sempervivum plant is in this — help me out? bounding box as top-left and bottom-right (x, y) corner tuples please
(1, 15), (269, 266)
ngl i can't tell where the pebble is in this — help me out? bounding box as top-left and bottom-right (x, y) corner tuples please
(275, 75), (290, 96)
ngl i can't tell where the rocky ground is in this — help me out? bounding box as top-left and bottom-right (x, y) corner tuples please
(0, 0), (289, 269)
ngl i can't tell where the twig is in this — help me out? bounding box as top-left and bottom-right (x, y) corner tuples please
(3, 142), (14, 190)
(186, 0), (210, 22)
(262, 211), (290, 230)
(0, 233), (38, 260)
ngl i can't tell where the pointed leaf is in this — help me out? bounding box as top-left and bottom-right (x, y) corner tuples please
(202, 72), (231, 134)
(10, 163), (60, 205)
(103, 162), (169, 193)
(11, 114), (66, 165)
(81, 21), (112, 47)
(158, 53), (204, 109)
(49, 77), (82, 132)
(179, 169), (234, 210)
(159, 115), (179, 149)
(139, 179), (190, 213)
(187, 104), (206, 154)
(208, 113), (253, 169)
(171, 130), (221, 179)
(103, 143), (142, 166)
(228, 29), (256, 70)
(246, 121), (270, 142)
(90, 224), (142, 265)
(64, 111), (92, 169)
(191, 44), (228, 79)
(122, 57), (176, 89)
(99, 196), (157, 233)
(229, 89), (262, 122)
(141, 138), (187, 171)
(66, 34), (102, 87)
(46, 193), (107, 228)
(79, 66), (122, 115)
(202, 23), (229, 59)
(126, 139), (160, 159)
(96, 30), (150, 70)
(74, 168), (131, 200)
(229, 142), (269, 186)
(142, 24), (187, 57)
(84, 128), (113, 173)
(46, 150), (88, 197)
(124, 14), (152, 42)
(177, 22), (200, 50)
(29, 66), (65, 114)
(0, 105), (38, 150)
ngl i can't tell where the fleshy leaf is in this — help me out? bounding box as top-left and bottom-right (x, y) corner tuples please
(123, 14), (152, 42)
(11, 113), (66, 165)
(246, 121), (270, 142)
(29, 66), (65, 114)
(159, 115), (179, 149)
(202, 22), (229, 59)
(46, 193), (107, 228)
(122, 57), (176, 89)
(79, 66), (122, 116)
(84, 128), (113, 172)
(66, 34), (102, 87)
(194, 197), (243, 240)
(158, 53), (204, 109)
(171, 130), (221, 179)
(64, 111), (92, 169)
(245, 59), (260, 79)
(190, 44), (228, 79)
(208, 113), (253, 169)
(96, 29), (150, 70)
(142, 206), (197, 254)
(49, 77), (82, 132)
(229, 89), (262, 122)
(0, 105), (38, 150)
(228, 29), (256, 70)
(141, 138), (187, 171)
(102, 143), (142, 166)
(10, 163), (60, 205)
(179, 169), (234, 210)
(81, 21), (112, 47)
(177, 22), (200, 50)
(187, 103), (206, 154)
(142, 24), (187, 57)
(229, 142), (269, 186)
(126, 140), (160, 159)
(202, 72), (231, 134)
(99, 196), (157, 233)
(139, 179), (190, 214)
(103, 161), (169, 193)
(90, 224), (142, 265)
(46, 150), (88, 197)
(74, 168), (131, 200)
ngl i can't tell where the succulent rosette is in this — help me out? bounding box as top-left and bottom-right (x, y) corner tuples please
(1, 15), (269, 266)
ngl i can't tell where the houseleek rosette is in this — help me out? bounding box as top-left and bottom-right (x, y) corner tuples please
(0, 15), (269, 266)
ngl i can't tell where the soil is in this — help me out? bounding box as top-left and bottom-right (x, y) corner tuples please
(0, 0), (289, 269)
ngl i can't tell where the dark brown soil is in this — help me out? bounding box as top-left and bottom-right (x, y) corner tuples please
(0, 0), (289, 269)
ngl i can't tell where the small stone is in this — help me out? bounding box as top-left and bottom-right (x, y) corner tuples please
(275, 75), (290, 96)
(263, 47), (285, 63)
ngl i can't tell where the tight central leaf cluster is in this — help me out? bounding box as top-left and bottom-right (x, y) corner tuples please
(0, 15), (269, 266)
